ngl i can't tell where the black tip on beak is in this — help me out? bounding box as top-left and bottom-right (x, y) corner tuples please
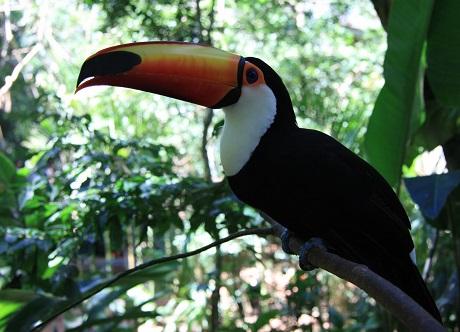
(76, 51), (142, 88)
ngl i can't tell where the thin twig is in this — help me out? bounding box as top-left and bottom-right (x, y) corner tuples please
(45, 26), (71, 61)
(197, 0), (215, 182)
(0, 43), (41, 98)
(206, 0), (216, 45)
(31, 227), (274, 331)
(210, 244), (222, 332)
(423, 228), (439, 281)
(201, 107), (214, 181)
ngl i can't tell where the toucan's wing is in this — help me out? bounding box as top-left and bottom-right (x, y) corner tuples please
(267, 128), (441, 321)
(228, 127), (441, 321)
(268, 128), (412, 245)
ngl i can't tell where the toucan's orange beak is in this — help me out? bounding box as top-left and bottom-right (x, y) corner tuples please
(76, 41), (244, 108)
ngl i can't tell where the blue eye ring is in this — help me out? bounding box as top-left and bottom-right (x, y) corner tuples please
(246, 68), (258, 84)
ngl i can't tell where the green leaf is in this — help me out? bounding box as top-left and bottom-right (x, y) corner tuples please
(413, 101), (460, 150)
(364, 0), (434, 186)
(0, 153), (16, 198)
(109, 216), (124, 252)
(1, 295), (62, 332)
(404, 171), (460, 219)
(0, 152), (15, 184)
(0, 290), (36, 324)
(249, 309), (278, 332)
(426, 0), (460, 108)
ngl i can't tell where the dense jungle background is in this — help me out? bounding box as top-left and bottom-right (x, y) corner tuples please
(0, 0), (459, 331)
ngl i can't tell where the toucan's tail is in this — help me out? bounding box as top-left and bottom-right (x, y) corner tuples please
(359, 246), (443, 323)
(327, 230), (442, 323)
(384, 257), (442, 323)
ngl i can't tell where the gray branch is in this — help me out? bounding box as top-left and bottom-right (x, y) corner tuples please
(262, 213), (445, 332)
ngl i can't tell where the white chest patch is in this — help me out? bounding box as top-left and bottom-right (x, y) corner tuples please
(220, 84), (277, 176)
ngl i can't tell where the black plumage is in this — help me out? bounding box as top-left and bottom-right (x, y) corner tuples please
(227, 57), (442, 322)
(75, 42), (442, 322)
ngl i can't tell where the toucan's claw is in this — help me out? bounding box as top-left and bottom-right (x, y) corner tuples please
(299, 238), (326, 271)
(281, 229), (296, 255)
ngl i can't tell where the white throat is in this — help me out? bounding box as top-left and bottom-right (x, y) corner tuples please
(220, 84), (276, 176)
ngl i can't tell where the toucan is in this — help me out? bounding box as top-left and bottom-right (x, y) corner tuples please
(76, 41), (442, 322)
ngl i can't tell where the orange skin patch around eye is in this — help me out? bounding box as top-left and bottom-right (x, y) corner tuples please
(242, 62), (266, 87)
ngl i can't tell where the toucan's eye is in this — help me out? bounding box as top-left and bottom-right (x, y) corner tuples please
(246, 68), (258, 84)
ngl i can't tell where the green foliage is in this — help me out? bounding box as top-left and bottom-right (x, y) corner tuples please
(0, 289), (37, 327)
(0, 151), (23, 225)
(364, 1), (460, 328)
(0, 0), (458, 330)
(404, 171), (460, 221)
(81, 0), (214, 43)
(0, 152), (15, 183)
(364, 0), (434, 187)
(365, 0), (460, 187)
(3, 295), (62, 332)
(0, 110), (252, 330)
(427, 0), (460, 108)
(415, 0), (460, 157)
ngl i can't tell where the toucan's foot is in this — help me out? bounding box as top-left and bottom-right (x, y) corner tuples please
(281, 229), (296, 255)
(299, 238), (327, 271)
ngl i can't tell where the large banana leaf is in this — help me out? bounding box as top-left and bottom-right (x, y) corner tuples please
(364, 0), (434, 187)
(426, 0), (460, 108)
